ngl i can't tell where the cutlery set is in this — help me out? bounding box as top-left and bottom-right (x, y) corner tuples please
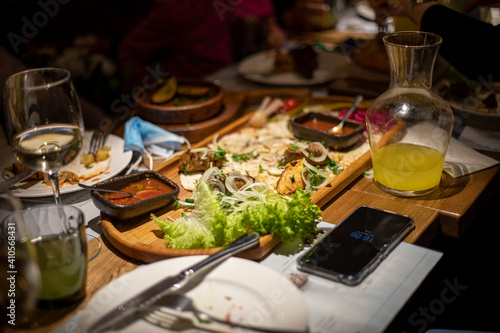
(88, 232), (304, 333)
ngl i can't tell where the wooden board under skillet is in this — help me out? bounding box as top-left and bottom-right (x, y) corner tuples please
(101, 93), (373, 263)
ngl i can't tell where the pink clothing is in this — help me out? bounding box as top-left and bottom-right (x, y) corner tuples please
(118, 0), (275, 90)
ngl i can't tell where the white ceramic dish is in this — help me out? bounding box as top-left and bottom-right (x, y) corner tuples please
(1, 131), (133, 198)
(237, 49), (345, 86)
(435, 79), (500, 131)
(77, 256), (308, 332)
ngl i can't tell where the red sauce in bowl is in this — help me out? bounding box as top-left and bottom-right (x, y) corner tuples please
(104, 178), (174, 205)
(302, 118), (356, 134)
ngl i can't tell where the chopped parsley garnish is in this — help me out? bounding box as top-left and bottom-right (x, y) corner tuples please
(327, 160), (343, 175)
(213, 146), (227, 159)
(305, 168), (326, 187)
(231, 152), (259, 163)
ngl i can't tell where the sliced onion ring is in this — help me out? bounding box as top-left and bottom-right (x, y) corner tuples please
(299, 142), (328, 163)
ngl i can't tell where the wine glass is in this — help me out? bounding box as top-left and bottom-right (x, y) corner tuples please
(4, 68), (84, 205)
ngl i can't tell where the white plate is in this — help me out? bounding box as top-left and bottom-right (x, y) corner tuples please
(1, 131), (133, 198)
(77, 256), (308, 332)
(237, 49), (347, 86)
(434, 79), (500, 131)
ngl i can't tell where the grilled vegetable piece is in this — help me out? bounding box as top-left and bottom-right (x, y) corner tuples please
(276, 159), (305, 196)
(151, 76), (178, 104)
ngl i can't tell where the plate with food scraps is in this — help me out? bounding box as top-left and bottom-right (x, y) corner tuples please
(237, 47), (345, 86)
(1, 131), (133, 198)
(435, 79), (500, 130)
(77, 255), (308, 333)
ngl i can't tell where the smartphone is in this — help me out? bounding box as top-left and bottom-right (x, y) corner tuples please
(297, 206), (415, 286)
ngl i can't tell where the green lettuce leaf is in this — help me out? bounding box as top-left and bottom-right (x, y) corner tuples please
(153, 178), (321, 249)
(151, 214), (216, 249)
(236, 189), (321, 242)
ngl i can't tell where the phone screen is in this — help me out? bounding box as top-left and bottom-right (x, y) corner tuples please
(297, 206), (414, 285)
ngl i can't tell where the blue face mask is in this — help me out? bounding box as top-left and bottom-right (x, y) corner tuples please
(124, 116), (187, 158)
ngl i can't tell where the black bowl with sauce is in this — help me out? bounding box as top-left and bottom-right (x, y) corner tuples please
(90, 171), (180, 220)
(290, 112), (365, 150)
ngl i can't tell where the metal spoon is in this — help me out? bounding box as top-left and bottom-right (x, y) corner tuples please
(78, 183), (139, 198)
(329, 95), (363, 134)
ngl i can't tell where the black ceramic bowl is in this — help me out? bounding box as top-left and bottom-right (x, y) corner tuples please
(90, 171), (180, 220)
(290, 112), (365, 150)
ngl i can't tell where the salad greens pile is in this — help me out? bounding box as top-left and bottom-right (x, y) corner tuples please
(152, 177), (322, 249)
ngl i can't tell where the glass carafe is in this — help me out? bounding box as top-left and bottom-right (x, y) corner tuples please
(366, 32), (454, 197)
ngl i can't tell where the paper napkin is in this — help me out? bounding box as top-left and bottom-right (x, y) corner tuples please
(458, 126), (500, 152)
(124, 116), (187, 158)
(443, 137), (499, 177)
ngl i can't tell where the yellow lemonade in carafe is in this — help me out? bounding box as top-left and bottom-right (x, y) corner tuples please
(372, 143), (445, 192)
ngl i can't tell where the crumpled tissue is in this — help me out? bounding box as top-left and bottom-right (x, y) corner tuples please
(443, 137), (499, 177)
(124, 116), (187, 158)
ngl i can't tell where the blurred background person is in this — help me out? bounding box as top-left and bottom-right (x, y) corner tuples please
(369, 0), (500, 81)
(0, 0), (149, 128)
(117, 0), (287, 91)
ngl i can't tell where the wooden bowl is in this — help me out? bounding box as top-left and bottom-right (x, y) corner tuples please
(134, 79), (224, 125)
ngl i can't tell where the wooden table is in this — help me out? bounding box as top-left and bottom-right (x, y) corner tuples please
(5, 89), (500, 333)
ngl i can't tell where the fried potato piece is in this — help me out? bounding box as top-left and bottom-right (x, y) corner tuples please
(276, 159), (305, 196)
(95, 146), (111, 162)
(80, 153), (96, 166)
(80, 146), (111, 166)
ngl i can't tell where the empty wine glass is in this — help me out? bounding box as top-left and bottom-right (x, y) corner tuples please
(4, 68), (84, 205)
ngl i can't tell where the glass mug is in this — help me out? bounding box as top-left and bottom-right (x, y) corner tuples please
(4, 205), (87, 309)
(0, 194), (40, 329)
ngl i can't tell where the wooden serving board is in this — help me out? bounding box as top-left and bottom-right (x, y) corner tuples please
(102, 92), (372, 263)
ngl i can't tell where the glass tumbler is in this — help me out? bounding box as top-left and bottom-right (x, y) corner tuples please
(366, 31), (454, 197)
(0, 194), (40, 328)
(4, 205), (87, 309)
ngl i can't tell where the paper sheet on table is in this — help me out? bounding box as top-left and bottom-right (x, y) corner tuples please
(458, 126), (500, 152)
(399, 123), (498, 178)
(443, 137), (499, 178)
(260, 222), (442, 333)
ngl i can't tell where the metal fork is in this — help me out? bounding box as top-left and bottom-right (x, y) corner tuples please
(145, 293), (307, 333)
(146, 308), (229, 332)
(377, 23), (388, 34)
(88, 130), (108, 154)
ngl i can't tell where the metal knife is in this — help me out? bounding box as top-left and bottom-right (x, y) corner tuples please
(89, 232), (260, 333)
(0, 168), (37, 194)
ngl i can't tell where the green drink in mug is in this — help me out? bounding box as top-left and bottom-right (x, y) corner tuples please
(6, 205), (87, 309)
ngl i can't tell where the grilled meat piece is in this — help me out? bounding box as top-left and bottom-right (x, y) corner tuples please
(283, 142), (329, 166)
(179, 150), (226, 174)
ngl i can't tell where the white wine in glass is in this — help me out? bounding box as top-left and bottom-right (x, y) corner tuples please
(4, 68), (84, 205)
